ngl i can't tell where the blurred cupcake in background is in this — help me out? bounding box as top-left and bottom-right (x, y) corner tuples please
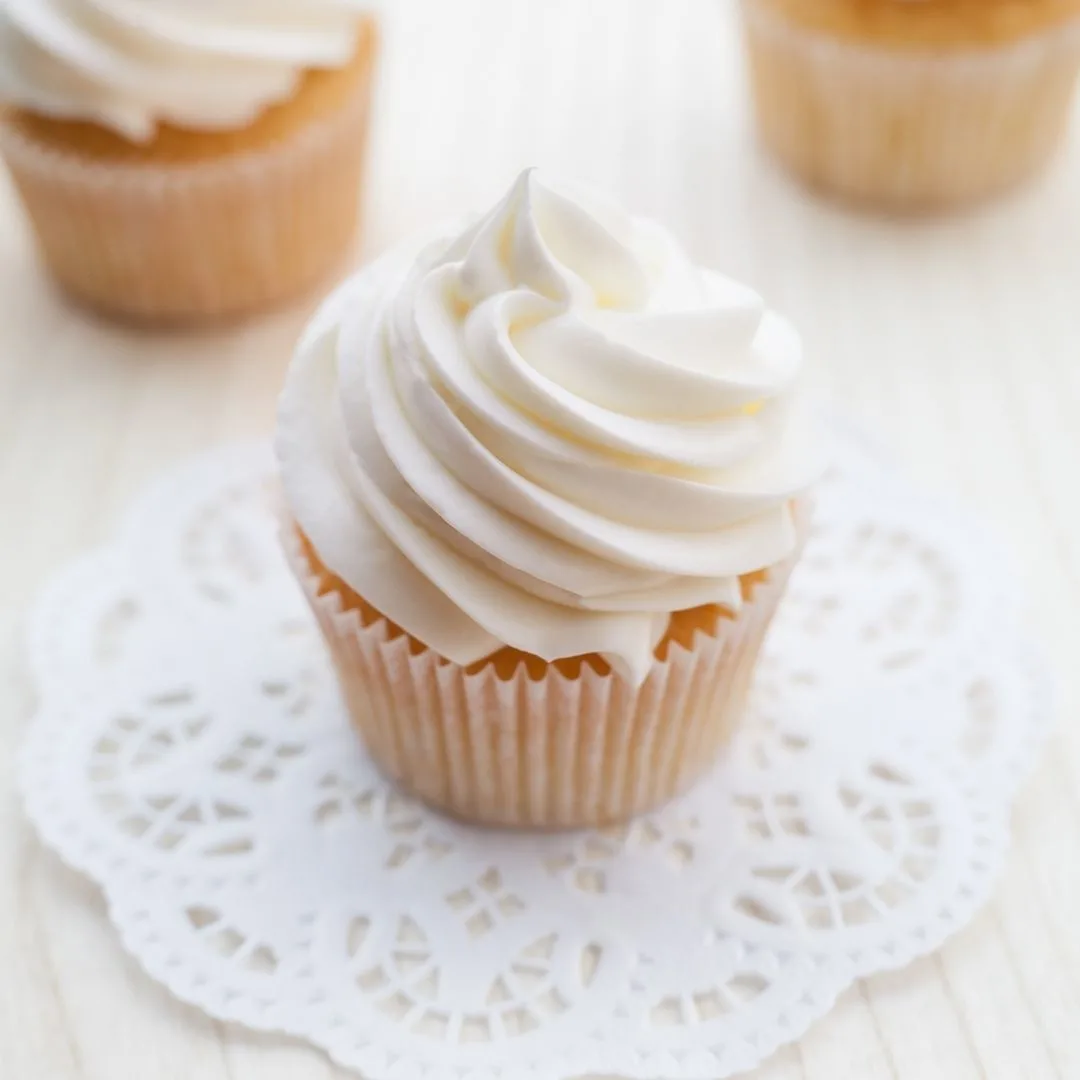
(741, 0), (1080, 209)
(0, 1), (378, 323)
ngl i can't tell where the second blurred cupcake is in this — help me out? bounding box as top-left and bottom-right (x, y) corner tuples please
(0, 1), (378, 323)
(741, 0), (1080, 209)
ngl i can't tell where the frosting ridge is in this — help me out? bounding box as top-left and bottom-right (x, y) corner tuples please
(277, 170), (820, 685)
(0, 0), (373, 139)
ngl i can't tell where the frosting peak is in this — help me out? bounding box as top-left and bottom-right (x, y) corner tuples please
(278, 170), (820, 685)
(0, 0), (373, 140)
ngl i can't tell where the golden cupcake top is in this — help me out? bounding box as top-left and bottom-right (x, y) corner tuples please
(748, 0), (1080, 46)
(5, 30), (376, 167)
(0, 0), (376, 142)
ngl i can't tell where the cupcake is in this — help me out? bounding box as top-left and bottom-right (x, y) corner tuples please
(741, 0), (1080, 208)
(276, 169), (819, 828)
(0, 1), (377, 323)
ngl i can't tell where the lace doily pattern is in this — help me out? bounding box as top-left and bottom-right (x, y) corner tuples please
(20, 428), (1051, 1080)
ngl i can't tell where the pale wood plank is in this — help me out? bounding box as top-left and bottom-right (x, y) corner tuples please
(1, 2), (1078, 1078)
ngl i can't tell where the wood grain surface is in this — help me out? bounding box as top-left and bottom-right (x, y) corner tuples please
(1, 3), (1079, 1078)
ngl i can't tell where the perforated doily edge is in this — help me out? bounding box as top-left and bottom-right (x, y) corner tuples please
(16, 433), (1058, 1080)
(94, 880), (852, 1080)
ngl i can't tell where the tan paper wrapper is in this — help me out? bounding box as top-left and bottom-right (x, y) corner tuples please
(0, 59), (374, 323)
(742, 0), (1080, 209)
(284, 526), (799, 829)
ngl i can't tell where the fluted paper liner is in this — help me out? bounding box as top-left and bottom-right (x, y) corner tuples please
(284, 525), (799, 829)
(742, 0), (1080, 208)
(0, 47), (375, 323)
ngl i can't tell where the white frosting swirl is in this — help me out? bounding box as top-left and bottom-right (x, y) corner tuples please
(277, 170), (820, 686)
(0, 0), (373, 140)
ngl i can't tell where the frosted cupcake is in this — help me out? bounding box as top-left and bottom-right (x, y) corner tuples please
(0, 1), (377, 323)
(741, 0), (1080, 208)
(277, 170), (819, 828)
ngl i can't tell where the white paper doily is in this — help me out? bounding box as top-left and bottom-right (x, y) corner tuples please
(20, 423), (1051, 1080)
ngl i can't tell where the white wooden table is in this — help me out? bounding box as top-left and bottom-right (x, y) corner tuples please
(2, 3), (1079, 1078)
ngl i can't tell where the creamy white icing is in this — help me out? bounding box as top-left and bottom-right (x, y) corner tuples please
(277, 170), (820, 685)
(0, 0), (373, 140)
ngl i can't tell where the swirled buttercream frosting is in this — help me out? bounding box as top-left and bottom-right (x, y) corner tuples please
(277, 169), (820, 685)
(0, 0), (373, 139)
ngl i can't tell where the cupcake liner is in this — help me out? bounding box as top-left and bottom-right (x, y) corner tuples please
(741, 0), (1080, 208)
(284, 525), (799, 829)
(0, 57), (375, 323)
